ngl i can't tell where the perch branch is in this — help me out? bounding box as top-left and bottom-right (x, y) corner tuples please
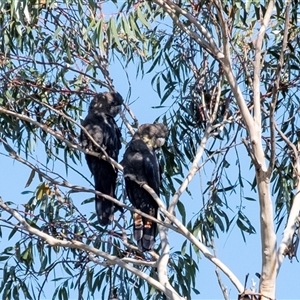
(0, 140), (179, 233)
(0, 106), (123, 171)
(0, 197), (184, 300)
(141, 185), (244, 293)
(168, 121), (212, 215)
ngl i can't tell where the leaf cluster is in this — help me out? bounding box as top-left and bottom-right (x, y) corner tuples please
(1, 0), (300, 299)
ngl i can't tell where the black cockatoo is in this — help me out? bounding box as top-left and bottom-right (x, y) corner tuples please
(80, 92), (123, 226)
(122, 123), (168, 251)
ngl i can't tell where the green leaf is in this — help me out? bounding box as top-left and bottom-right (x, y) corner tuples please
(108, 17), (124, 53)
(58, 286), (68, 300)
(24, 169), (35, 188)
(177, 200), (186, 225)
(0, 256), (10, 262)
(244, 196), (256, 201)
(136, 6), (151, 29)
(181, 240), (187, 256)
(12, 285), (20, 300)
(19, 280), (33, 300)
(8, 226), (18, 241)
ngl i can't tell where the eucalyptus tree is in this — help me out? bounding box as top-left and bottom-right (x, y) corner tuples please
(0, 1), (299, 300)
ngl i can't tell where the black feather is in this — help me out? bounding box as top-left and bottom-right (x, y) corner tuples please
(122, 123), (168, 251)
(80, 92), (123, 226)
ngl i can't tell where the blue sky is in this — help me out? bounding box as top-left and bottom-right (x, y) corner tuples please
(0, 2), (299, 298)
(1, 61), (299, 299)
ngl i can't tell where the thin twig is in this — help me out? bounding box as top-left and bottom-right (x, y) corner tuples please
(141, 184), (244, 293)
(0, 197), (184, 300)
(268, 0), (291, 175)
(0, 106), (123, 171)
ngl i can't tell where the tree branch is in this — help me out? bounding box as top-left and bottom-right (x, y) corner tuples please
(0, 106), (123, 171)
(214, 0), (230, 61)
(152, 0), (224, 59)
(275, 121), (300, 271)
(253, 0), (275, 124)
(168, 124), (212, 215)
(209, 1), (255, 138)
(1, 140), (179, 233)
(141, 185), (244, 293)
(157, 214), (182, 300)
(0, 197), (183, 300)
(268, 0), (291, 175)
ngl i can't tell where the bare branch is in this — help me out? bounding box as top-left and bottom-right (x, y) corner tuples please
(277, 186), (300, 270)
(274, 122), (298, 158)
(210, 81), (223, 122)
(141, 185), (244, 293)
(213, 0), (230, 61)
(168, 124), (212, 215)
(168, 81), (224, 216)
(0, 197), (184, 300)
(268, 0), (291, 175)
(119, 108), (135, 136)
(253, 1), (275, 123)
(28, 93), (109, 156)
(0, 106), (123, 171)
(209, 1), (255, 136)
(152, 0), (224, 59)
(157, 214), (182, 300)
(212, 238), (229, 300)
(276, 120), (300, 270)
(1, 140), (180, 234)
